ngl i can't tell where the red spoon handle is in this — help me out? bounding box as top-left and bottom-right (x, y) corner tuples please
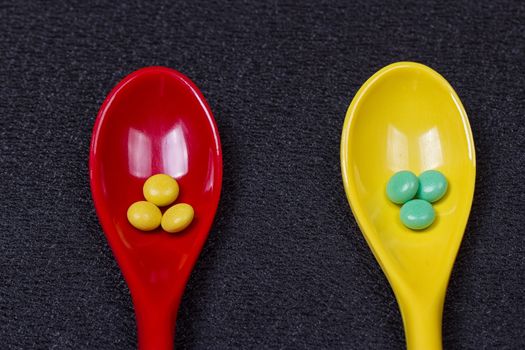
(135, 302), (178, 350)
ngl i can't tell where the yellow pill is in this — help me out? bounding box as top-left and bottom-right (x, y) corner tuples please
(127, 201), (162, 231)
(143, 174), (179, 207)
(161, 203), (194, 233)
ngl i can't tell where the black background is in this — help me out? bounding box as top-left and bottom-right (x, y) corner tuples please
(1, 0), (524, 349)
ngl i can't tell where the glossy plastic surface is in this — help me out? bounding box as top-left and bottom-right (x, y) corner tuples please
(90, 67), (222, 350)
(341, 62), (475, 350)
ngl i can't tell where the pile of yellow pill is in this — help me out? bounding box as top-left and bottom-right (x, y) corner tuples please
(127, 174), (194, 233)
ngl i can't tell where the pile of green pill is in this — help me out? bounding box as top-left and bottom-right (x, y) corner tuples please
(386, 170), (448, 230)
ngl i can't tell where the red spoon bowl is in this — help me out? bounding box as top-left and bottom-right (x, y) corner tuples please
(89, 67), (222, 349)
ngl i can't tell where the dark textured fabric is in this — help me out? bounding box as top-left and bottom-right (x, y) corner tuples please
(1, 0), (524, 349)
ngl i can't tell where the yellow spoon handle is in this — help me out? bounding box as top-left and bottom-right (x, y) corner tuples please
(399, 295), (444, 350)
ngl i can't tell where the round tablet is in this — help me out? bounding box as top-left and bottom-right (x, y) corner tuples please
(161, 203), (194, 233)
(400, 199), (435, 230)
(127, 201), (162, 231)
(386, 170), (419, 204)
(417, 170), (448, 203)
(143, 174), (179, 207)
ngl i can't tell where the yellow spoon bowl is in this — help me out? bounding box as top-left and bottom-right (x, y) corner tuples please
(341, 62), (475, 350)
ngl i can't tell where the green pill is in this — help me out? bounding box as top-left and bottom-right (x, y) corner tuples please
(417, 170), (448, 203)
(400, 199), (435, 230)
(386, 170), (419, 204)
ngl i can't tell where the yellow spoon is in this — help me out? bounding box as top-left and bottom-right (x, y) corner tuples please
(340, 62), (475, 350)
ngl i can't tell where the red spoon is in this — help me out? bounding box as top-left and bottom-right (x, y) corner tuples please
(89, 67), (222, 349)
